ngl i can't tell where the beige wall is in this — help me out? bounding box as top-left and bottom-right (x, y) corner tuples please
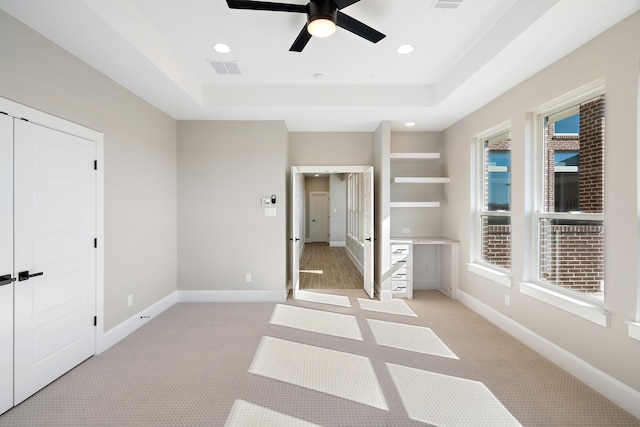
(0, 10), (178, 331)
(177, 121), (288, 293)
(289, 132), (374, 165)
(442, 11), (640, 391)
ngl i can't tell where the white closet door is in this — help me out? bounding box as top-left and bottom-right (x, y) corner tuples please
(13, 120), (96, 405)
(0, 114), (14, 414)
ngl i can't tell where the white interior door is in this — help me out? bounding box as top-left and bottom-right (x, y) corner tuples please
(13, 120), (96, 405)
(363, 166), (374, 298)
(291, 167), (302, 298)
(309, 192), (329, 242)
(0, 114), (14, 414)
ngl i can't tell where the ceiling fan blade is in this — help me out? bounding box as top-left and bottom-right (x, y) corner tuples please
(336, 11), (385, 43)
(226, 0), (307, 13)
(333, 0), (360, 9)
(290, 24), (312, 52)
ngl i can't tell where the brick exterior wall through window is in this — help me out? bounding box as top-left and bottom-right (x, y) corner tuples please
(481, 96), (605, 293)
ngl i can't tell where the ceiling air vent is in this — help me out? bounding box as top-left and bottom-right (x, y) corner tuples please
(431, 0), (463, 9)
(209, 61), (241, 75)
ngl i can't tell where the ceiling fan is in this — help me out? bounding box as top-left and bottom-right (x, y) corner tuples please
(226, 0), (386, 52)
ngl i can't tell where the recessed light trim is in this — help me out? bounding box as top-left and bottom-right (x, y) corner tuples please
(397, 44), (414, 54)
(405, 122), (416, 127)
(213, 43), (231, 53)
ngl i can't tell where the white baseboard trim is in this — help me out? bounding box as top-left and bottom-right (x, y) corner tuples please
(330, 241), (346, 247)
(177, 289), (287, 303)
(97, 291), (178, 354)
(456, 289), (640, 419)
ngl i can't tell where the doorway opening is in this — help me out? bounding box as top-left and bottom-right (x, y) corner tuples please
(290, 166), (374, 300)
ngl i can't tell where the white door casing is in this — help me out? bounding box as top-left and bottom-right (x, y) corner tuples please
(0, 114), (14, 414)
(292, 166), (375, 298)
(13, 120), (96, 405)
(291, 167), (302, 298)
(363, 166), (374, 298)
(309, 192), (329, 243)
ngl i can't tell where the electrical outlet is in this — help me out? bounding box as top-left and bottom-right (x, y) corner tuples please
(504, 295), (510, 307)
(128, 294), (133, 307)
(402, 228), (410, 234)
(245, 273), (252, 283)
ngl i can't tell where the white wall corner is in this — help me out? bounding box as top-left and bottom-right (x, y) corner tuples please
(97, 291), (178, 354)
(456, 290), (640, 419)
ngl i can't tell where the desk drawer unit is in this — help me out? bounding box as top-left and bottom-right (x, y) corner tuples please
(391, 242), (413, 298)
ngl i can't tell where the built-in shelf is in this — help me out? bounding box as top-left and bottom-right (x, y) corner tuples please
(393, 177), (451, 184)
(390, 202), (440, 208)
(390, 152), (440, 160)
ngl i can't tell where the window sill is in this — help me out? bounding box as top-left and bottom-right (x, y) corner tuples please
(519, 282), (608, 327)
(467, 263), (512, 288)
(627, 321), (640, 342)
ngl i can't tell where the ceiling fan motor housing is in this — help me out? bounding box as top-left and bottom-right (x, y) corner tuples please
(308, 0), (338, 24)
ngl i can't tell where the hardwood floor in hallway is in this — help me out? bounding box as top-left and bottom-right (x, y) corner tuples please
(299, 242), (363, 289)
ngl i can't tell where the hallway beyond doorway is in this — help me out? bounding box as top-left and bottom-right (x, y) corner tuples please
(299, 243), (363, 290)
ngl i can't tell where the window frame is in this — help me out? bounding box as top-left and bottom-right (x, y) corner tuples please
(531, 87), (606, 306)
(471, 125), (513, 284)
(347, 173), (364, 244)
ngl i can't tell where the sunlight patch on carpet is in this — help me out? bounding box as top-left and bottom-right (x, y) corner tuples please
(367, 319), (458, 359)
(387, 363), (522, 426)
(357, 298), (417, 317)
(299, 269), (323, 274)
(249, 336), (388, 410)
(296, 290), (352, 307)
(225, 399), (321, 427)
(269, 304), (363, 341)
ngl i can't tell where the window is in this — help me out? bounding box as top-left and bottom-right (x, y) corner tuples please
(475, 130), (511, 271)
(534, 94), (605, 302)
(347, 173), (363, 243)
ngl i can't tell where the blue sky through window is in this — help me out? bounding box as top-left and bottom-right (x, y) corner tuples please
(487, 151), (510, 210)
(554, 113), (579, 134)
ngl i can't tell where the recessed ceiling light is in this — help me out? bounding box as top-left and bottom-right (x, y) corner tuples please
(212, 43), (231, 53)
(405, 122), (416, 127)
(314, 73), (325, 80)
(397, 44), (414, 54)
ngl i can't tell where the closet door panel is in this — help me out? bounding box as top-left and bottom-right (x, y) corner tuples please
(0, 114), (14, 414)
(13, 120), (96, 405)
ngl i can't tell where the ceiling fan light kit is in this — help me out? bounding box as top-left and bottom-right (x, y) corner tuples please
(226, 0), (385, 52)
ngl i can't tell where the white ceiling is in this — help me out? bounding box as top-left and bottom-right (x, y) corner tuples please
(1, 0), (638, 131)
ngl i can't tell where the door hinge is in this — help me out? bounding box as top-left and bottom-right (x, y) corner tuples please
(94, 238), (97, 248)
(94, 160), (97, 170)
(93, 316), (97, 326)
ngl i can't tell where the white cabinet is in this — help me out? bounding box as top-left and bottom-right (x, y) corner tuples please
(390, 238), (460, 300)
(391, 242), (412, 299)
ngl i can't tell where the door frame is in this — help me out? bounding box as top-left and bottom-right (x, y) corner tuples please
(292, 165), (375, 298)
(0, 97), (105, 354)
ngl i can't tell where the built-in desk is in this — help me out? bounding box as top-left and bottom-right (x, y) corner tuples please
(390, 237), (459, 299)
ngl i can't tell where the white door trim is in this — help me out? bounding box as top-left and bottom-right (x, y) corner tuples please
(292, 165), (375, 298)
(0, 97), (105, 355)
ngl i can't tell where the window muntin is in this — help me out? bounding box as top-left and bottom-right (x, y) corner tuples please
(535, 94), (605, 301)
(476, 130), (511, 271)
(347, 173), (363, 243)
